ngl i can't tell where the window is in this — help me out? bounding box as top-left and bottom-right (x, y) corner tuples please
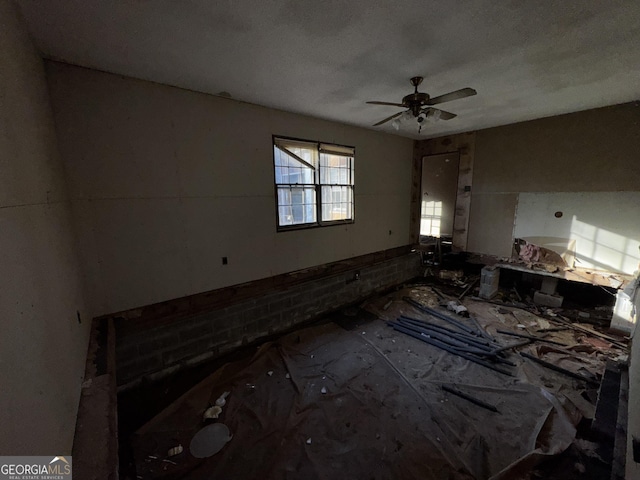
(274, 137), (354, 230)
(420, 200), (442, 237)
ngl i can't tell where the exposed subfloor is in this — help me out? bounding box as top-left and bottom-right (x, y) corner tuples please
(119, 281), (627, 479)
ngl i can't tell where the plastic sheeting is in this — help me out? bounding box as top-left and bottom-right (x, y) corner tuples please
(132, 287), (617, 479)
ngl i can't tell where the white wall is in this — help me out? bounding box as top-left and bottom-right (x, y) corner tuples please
(0, 0), (90, 455)
(514, 192), (640, 274)
(467, 102), (640, 259)
(46, 63), (415, 316)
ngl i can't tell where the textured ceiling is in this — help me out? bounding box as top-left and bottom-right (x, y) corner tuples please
(17, 0), (640, 139)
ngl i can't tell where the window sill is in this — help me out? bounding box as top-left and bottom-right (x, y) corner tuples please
(277, 219), (355, 232)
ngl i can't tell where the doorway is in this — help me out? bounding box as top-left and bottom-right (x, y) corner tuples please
(419, 152), (460, 243)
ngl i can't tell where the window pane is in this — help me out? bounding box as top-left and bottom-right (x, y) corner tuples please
(278, 205), (293, 226)
(274, 145), (317, 185)
(301, 167), (314, 184)
(277, 186), (316, 226)
(321, 186), (353, 221)
(274, 147), (284, 166)
(320, 153), (354, 186)
(420, 200), (442, 237)
(322, 203), (331, 221)
(277, 188), (291, 205)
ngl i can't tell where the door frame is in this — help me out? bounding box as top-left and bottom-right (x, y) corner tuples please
(410, 132), (476, 251)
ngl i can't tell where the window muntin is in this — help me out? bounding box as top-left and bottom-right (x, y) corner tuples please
(420, 200), (443, 237)
(274, 137), (354, 230)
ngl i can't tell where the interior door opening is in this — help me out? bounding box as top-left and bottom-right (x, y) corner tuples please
(419, 152), (460, 245)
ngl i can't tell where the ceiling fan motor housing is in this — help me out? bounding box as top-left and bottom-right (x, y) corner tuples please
(403, 92), (430, 116)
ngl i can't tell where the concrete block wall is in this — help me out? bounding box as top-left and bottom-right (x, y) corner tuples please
(116, 253), (421, 386)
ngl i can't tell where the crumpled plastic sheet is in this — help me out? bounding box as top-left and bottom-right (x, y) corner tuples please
(517, 241), (567, 267)
(132, 292), (593, 480)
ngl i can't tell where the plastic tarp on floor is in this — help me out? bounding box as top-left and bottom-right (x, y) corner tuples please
(132, 287), (612, 479)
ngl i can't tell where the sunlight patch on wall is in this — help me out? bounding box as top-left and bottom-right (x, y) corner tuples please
(514, 192), (640, 275)
(570, 216), (640, 274)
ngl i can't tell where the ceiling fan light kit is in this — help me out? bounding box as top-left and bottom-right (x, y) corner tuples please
(367, 76), (477, 133)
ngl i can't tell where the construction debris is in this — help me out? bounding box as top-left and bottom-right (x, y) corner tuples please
(446, 300), (469, 316)
(189, 423), (233, 459)
(520, 352), (599, 386)
(167, 444), (183, 457)
(441, 384), (499, 413)
(496, 329), (568, 346)
(215, 391), (230, 407)
(388, 318), (515, 376)
(203, 405), (222, 420)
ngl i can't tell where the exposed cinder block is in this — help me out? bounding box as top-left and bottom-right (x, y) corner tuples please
(479, 266), (500, 299)
(533, 290), (563, 307)
(540, 276), (559, 295)
(116, 253), (422, 385)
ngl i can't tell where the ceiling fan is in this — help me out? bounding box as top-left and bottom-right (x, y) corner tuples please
(367, 77), (477, 130)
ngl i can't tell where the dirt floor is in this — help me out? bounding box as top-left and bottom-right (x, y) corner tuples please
(119, 279), (628, 480)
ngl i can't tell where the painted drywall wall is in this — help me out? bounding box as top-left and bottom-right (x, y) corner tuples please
(514, 192), (640, 275)
(467, 193), (518, 257)
(46, 63), (414, 316)
(466, 102), (640, 258)
(0, 0), (90, 455)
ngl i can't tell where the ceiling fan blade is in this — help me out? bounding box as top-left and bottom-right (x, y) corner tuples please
(421, 107), (457, 121)
(438, 110), (457, 120)
(426, 88), (477, 105)
(366, 101), (406, 107)
(373, 111), (405, 126)
(434, 108), (457, 120)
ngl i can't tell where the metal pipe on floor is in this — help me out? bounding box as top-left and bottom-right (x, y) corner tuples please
(441, 384), (499, 413)
(457, 278), (479, 301)
(489, 339), (532, 354)
(397, 318), (495, 352)
(395, 320), (495, 356)
(398, 315), (490, 349)
(519, 352), (599, 386)
(403, 297), (478, 335)
(496, 329), (568, 346)
(389, 322), (515, 377)
(398, 315), (498, 349)
(393, 319), (516, 366)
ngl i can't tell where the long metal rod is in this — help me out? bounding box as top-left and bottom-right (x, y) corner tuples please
(390, 323), (514, 376)
(403, 297), (478, 335)
(392, 322), (515, 373)
(536, 327), (570, 333)
(519, 352), (599, 386)
(396, 320), (496, 356)
(496, 329), (567, 346)
(399, 315), (499, 349)
(469, 315), (494, 341)
(394, 319), (517, 366)
(458, 278), (479, 300)
(441, 385), (499, 413)
(553, 316), (627, 349)
(490, 339), (532, 354)
(398, 316), (495, 349)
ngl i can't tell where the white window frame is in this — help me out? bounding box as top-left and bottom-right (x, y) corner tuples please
(273, 136), (355, 231)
